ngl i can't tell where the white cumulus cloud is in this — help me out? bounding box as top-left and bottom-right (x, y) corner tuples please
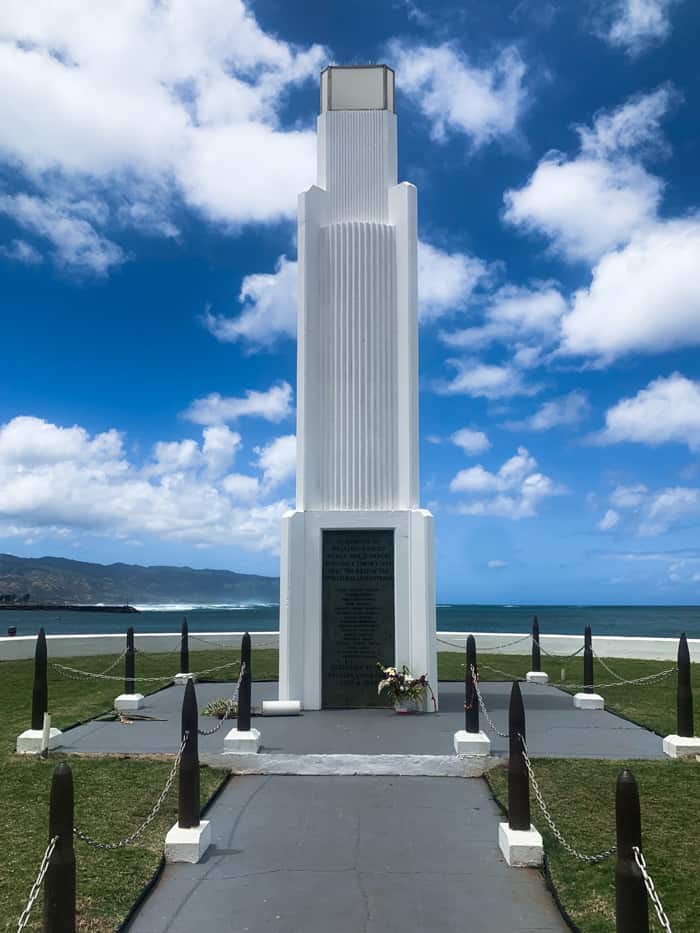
(0, 1), (325, 267)
(598, 509), (620, 531)
(599, 0), (681, 55)
(590, 374), (700, 450)
(504, 391), (590, 431)
(451, 428), (491, 455)
(0, 415), (292, 551)
(390, 42), (528, 147)
(559, 219), (700, 362)
(503, 88), (672, 264)
(182, 382), (293, 426)
(436, 359), (539, 399)
(450, 446), (560, 519)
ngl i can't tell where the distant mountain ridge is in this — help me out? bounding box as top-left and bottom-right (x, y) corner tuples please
(0, 554), (279, 605)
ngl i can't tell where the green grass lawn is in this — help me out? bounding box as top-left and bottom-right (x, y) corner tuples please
(0, 648), (278, 932)
(487, 758), (699, 933)
(437, 650), (698, 737)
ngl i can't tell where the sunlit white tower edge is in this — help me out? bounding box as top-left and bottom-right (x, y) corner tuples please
(278, 65), (437, 710)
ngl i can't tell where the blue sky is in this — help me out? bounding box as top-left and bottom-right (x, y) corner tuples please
(1, 0), (700, 603)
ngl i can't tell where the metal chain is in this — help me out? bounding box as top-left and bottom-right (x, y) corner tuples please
(470, 665), (518, 738)
(563, 667), (677, 691)
(51, 663), (172, 683)
(519, 735), (617, 863)
(532, 639), (585, 661)
(73, 734), (187, 850)
(198, 664), (245, 736)
(51, 656), (241, 684)
(436, 633), (531, 652)
(479, 662), (523, 682)
(633, 846), (674, 933)
(16, 836), (58, 932)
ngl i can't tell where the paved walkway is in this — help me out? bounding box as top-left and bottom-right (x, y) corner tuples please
(56, 680), (664, 763)
(56, 681), (662, 932)
(128, 775), (567, 933)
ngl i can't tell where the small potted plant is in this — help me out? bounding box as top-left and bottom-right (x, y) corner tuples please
(377, 663), (434, 713)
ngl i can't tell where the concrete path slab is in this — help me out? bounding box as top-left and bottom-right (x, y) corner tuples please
(56, 680), (665, 762)
(127, 775), (567, 933)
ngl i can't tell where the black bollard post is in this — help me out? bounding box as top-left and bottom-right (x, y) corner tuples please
(124, 626), (135, 695)
(238, 663), (252, 733)
(180, 617), (189, 676)
(508, 681), (530, 831)
(465, 635), (479, 733)
(32, 627), (48, 731)
(584, 625), (592, 651)
(677, 632), (694, 738)
(178, 680), (200, 829)
(241, 631), (252, 684)
(531, 617), (541, 673)
(43, 763), (76, 933)
(583, 644), (594, 695)
(615, 769), (649, 933)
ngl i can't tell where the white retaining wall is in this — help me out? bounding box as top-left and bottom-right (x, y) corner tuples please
(0, 630), (698, 663)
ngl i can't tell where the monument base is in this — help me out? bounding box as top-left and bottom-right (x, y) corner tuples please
(165, 820), (211, 863)
(173, 673), (195, 686)
(573, 692), (604, 710)
(498, 822), (544, 867)
(526, 671), (549, 684)
(453, 730), (491, 756)
(279, 508), (437, 711)
(114, 693), (145, 712)
(16, 728), (62, 755)
(663, 734), (700, 758)
(224, 727), (261, 753)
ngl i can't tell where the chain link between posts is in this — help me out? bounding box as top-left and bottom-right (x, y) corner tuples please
(51, 656), (241, 683)
(73, 733), (188, 850)
(633, 847), (674, 933)
(470, 665), (518, 738)
(198, 663), (245, 736)
(519, 735), (617, 863)
(16, 836), (58, 932)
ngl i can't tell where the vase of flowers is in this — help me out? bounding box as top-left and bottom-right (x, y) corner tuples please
(377, 664), (432, 713)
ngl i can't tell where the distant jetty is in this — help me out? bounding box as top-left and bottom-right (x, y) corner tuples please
(0, 604), (139, 613)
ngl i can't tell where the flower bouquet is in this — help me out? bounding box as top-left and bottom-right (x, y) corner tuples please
(377, 663), (433, 713)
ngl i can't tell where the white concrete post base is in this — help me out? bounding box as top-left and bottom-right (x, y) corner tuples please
(453, 729), (491, 756)
(16, 728), (63, 755)
(165, 820), (211, 863)
(663, 734), (700, 758)
(261, 700), (302, 716)
(526, 671), (549, 684)
(498, 822), (544, 867)
(173, 673), (195, 686)
(114, 693), (145, 712)
(224, 727), (261, 754)
(573, 692), (604, 710)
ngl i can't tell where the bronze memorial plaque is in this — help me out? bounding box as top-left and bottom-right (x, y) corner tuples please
(322, 529), (395, 708)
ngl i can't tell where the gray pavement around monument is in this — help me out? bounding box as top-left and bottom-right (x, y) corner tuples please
(55, 680), (665, 764)
(128, 774), (568, 933)
(55, 679), (663, 932)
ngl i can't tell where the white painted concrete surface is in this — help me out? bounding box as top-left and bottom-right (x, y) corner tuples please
(165, 820), (211, 864)
(662, 734), (700, 758)
(573, 692), (605, 710)
(223, 727), (261, 754)
(114, 693), (144, 712)
(453, 729), (491, 756)
(498, 823), (544, 867)
(278, 66), (436, 711)
(16, 727), (62, 755)
(1, 629), (697, 663)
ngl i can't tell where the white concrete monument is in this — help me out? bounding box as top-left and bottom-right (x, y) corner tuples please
(279, 65), (437, 711)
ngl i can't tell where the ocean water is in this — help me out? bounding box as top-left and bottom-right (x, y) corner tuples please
(2, 604), (699, 639)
